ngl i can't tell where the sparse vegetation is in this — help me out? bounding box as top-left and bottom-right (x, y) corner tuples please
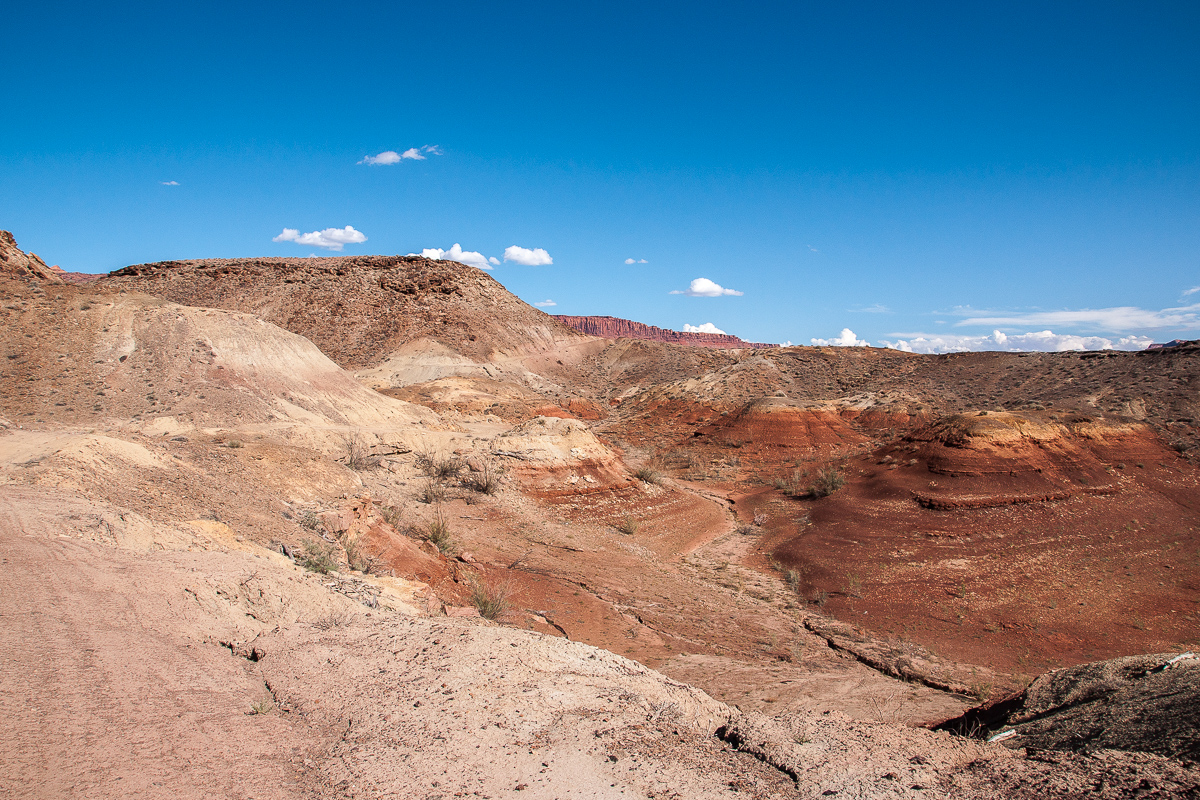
(312, 608), (356, 630)
(469, 573), (516, 620)
(633, 466), (662, 485)
(808, 467), (846, 498)
(298, 541), (339, 574)
(226, 439), (243, 449)
(379, 503), (402, 529)
(616, 516), (640, 535)
(340, 432), (376, 470)
(970, 682), (994, 703)
(418, 449), (463, 479)
(419, 478), (445, 504)
(297, 510), (322, 531)
(462, 460), (501, 495)
(425, 506), (455, 553)
(774, 465), (846, 499)
(341, 532), (375, 574)
(248, 697), (274, 715)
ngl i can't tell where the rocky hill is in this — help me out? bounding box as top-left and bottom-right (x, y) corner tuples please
(556, 314), (779, 349)
(103, 255), (589, 370)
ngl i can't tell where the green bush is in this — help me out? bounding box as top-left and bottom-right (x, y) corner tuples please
(298, 541), (338, 574)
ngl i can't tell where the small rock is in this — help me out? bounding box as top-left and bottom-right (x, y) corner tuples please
(466, 456), (484, 473)
(319, 509), (353, 533)
(458, 551), (477, 564)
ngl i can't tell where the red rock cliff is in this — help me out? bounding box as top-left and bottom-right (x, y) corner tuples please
(555, 315), (778, 349)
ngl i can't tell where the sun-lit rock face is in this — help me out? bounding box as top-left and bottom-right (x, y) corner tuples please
(0, 230), (62, 283)
(898, 411), (1175, 508)
(490, 416), (634, 497)
(691, 397), (871, 453)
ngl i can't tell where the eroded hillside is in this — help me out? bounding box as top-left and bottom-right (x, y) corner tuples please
(3, 232), (1198, 798)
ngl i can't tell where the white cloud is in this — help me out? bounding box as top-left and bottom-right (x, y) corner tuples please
(880, 330), (1154, 354)
(1183, 286), (1200, 297)
(503, 245), (553, 266)
(359, 151), (402, 165)
(624, 257), (648, 264)
(489, 256), (500, 266)
(807, 244), (819, 253)
(415, 244), (493, 270)
(951, 304), (1200, 332)
(682, 322), (727, 335)
(780, 340), (794, 347)
(850, 303), (889, 314)
(358, 145), (442, 165)
(160, 180), (179, 186)
(273, 225), (367, 251)
(811, 328), (871, 347)
(669, 278), (743, 297)
(534, 299), (557, 307)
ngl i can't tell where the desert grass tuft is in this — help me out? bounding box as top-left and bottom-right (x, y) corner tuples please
(469, 573), (516, 621)
(425, 506), (455, 554)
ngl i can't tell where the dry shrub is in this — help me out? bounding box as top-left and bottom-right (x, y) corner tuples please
(341, 433), (377, 471)
(419, 478), (444, 504)
(462, 460), (500, 495)
(425, 506), (455, 554)
(469, 573), (517, 621)
(417, 449), (462, 479)
(808, 467), (846, 498)
(379, 503), (403, 529)
(341, 532), (376, 574)
(299, 541), (338, 574)
(616, 516), (640, 535)
(633, 466), (662, 485)
(774, 466), (846, 499)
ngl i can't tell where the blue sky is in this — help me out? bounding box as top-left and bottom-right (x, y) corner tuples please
(3, 1), (1198, 351)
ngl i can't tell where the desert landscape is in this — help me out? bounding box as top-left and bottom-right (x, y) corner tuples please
(2, 229), (1198, 799)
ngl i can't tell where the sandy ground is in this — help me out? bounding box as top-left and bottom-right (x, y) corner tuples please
(5, 484), (1198, 799)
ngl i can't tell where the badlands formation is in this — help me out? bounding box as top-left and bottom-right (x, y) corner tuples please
(2, 230), (1199, 799)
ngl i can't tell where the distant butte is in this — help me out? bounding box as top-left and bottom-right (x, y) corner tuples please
(555, 314), (779, 349)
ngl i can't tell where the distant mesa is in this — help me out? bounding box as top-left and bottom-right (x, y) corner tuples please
(46, 264), (99, 284)
(1147, 339), (1197, 350)
(555, 315), (778, 350)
